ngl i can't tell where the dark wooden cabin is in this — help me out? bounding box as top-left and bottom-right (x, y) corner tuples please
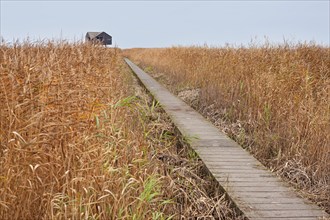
(85, 32), (112, 45)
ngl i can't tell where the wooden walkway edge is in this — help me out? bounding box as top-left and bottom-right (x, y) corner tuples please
(124, 58), (328, 220)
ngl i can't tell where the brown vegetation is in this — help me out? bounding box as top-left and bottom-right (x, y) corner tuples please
(0, 42), (242, 219)
(124, 43), (330, 211)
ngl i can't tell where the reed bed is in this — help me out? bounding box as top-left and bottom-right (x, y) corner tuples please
(0, 41), (158, 219)
(0, 41), (242, 219)
(124, 44), (330, 211)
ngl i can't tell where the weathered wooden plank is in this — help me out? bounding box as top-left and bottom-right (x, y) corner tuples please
(208, 167), (270, 174)
(246, 209), (327, 218)
(234, 196), (310, 204)
(195, 146), (244, 152)
(199, 152), (252, 157)
(243, 202), (322, 210)
(219, 181), (286, 187)
(217, 178), (280, 185)
(124, 58), (328, 220)
(197, 151), (254, 157)
(231, 191), (297, 198)
(206, 166), (265, 170)
(204, 160), (258, 165)
(224, 186), (290, 192)
(210, 170), (269, 174)
(215, 177), (280, 183)
(196, 149), (249, 154)
(202, 158), (261, 167)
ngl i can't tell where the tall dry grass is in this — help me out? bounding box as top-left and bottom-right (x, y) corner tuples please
(0, 41), (167, 219)
(124, 43), (330, 210)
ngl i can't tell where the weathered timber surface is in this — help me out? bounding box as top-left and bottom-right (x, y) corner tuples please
(124, 58), (328, 220)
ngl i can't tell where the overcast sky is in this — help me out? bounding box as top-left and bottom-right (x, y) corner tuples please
(0, 0), (329, 48)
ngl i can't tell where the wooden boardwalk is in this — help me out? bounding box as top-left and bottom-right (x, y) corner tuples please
(124, 58), (328, 220)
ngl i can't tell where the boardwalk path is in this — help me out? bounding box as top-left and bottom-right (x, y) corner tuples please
(124, 58), (328, 220)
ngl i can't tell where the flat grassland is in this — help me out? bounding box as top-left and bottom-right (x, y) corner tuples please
(124, 44), (330, 211)
(0, 42), (242, 219)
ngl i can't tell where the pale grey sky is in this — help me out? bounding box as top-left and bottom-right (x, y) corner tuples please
(0, 0), (329, 48)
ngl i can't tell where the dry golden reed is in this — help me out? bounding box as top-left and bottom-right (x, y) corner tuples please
(124, 43), (330, 210)
(0, 41), (166, 219)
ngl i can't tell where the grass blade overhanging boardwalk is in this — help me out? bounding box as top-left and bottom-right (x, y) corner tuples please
(124, 58), (328, 220)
